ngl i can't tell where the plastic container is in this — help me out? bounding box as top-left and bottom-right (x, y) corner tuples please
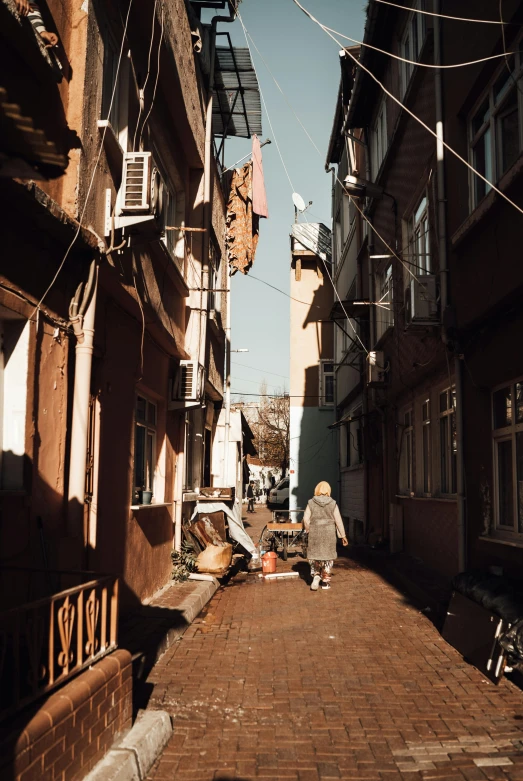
(262, 551), (277, 575)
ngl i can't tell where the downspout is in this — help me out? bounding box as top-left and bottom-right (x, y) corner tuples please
(67, 259), (98, 542)
(223, 267), (231, 486)
(434, 1), (465, 571)
(201, 2), (236, 367)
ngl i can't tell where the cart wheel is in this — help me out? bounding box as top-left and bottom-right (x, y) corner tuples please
(282, 534), (288, 561)
(259, 525), (276, 553)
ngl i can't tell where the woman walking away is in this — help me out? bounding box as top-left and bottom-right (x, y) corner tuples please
(303, 481), (348, 591)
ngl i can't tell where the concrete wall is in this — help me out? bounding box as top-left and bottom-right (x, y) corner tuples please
(290, 256), (336, 509)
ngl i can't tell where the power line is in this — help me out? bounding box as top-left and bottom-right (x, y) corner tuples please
(238, 12), (295, 193)
(31, 0), (136, 318)
(245, 273), (321, 308)
(324, 23), (519, 69)
(373, 0), (518, 25)
(290, 0), (523, 221)
(232, 361), (290, 379)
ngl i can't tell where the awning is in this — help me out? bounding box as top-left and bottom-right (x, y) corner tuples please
(213, 33), (262, 139)
(291, 222), (332, 263)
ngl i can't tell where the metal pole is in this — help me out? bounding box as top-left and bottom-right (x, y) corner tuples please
(223, 269), (232, 486)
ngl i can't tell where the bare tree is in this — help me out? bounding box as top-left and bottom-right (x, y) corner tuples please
(254, 385), (290, 476)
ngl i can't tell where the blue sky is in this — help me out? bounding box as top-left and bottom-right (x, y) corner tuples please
(221, 0), (366, 400)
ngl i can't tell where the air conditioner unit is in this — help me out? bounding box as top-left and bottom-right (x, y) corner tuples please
(405, 274), (439, 327)
(367, 350), (387, 386)
(175, 360), (206, 402)
(114, 152), (166, 230)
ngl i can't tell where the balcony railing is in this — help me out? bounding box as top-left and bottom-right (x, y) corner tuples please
(0, 572), (119, 719)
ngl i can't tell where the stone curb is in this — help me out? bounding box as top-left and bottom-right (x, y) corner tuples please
(84, 710), (172, 781)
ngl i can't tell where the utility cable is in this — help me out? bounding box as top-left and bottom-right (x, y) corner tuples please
(31, 0), (135, 319)
(139, 1), (165, 148)
(245, 273), (321, 308)
(373, 0), (518, 25)
(232, 361), (289, 379)
(237, 12), (295, 193)
(133, 0), (158, 151)
(324, 23), (518, 69)
(290, 0), (523, 221)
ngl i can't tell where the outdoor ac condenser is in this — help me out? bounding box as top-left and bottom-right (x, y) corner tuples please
(114, 152), (166, 230)
(175, 360), (205, 402)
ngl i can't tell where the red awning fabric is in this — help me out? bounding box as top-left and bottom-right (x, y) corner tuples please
(252, 134), (268, 219)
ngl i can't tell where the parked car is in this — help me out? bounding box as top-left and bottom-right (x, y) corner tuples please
(267, 478), (289, 511)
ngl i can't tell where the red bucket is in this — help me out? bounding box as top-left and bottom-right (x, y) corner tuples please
(262, 551), (277, 575)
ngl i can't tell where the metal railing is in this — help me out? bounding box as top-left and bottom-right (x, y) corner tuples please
(0, 573), (119, 719)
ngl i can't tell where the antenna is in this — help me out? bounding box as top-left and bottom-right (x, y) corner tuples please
(292, 192), (306, 212)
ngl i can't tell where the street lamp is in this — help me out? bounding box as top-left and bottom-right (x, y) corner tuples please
(343, 174), (387, 200)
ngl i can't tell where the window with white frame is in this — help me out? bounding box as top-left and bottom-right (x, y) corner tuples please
(0, 318), (30, 490)
(376, 264), (394, 340)
(408, 193), (431, 274)
(134, 395), (157, 500)
(421, 398), (432, 494)
(371, 98), (388, 180)
(492, 381), (523, 536)
(469, 50), (523, 209)
(399, 408), (414, 494)
(439, 387), (457, 494)
(400, 0), (426, 96)
(319, 360), (335, 408)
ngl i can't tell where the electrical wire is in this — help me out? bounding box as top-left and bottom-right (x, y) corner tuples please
(132, 270), (146, 381)
(290, 0), (523, 221)
(323, 23), (519, 69)
(31, 0), (135, 319)
(500, 0), (523, 98)
(373, 0), (518, 25)
(133, 0), (158, 152)
(245, 273), (321, 308)
(139, 1), (165, 149)
(232, 361), (289, 379)
(237, 13), (295, 193)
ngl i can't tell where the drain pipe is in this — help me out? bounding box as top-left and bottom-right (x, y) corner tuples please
(201, 1), (236, 368)
(434, 2), (465, 570)
(67, 259), (98, 541)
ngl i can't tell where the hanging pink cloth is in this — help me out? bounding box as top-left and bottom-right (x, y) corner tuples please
(252, 134), (269, 219)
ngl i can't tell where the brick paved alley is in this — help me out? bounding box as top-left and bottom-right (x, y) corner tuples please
(146, 505), (523, 781)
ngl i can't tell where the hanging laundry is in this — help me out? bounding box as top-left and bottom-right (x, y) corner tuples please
(252, 134), (269, 219)
(225, 162), (259, 275)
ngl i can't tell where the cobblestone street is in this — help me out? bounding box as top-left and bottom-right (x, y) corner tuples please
(146, 506), (523, 781)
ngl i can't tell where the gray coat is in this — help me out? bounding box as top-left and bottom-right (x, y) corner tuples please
(303, 496), (345, 560)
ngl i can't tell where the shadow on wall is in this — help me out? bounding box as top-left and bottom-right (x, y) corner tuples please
(291, 364), (337, 511)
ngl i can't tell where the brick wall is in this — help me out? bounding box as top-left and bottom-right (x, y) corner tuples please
(1, 649), (132, 781)
(400, 499), (459, 579)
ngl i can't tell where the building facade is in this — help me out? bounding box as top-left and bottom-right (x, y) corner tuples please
(331, 0), (523, 582)
(289, 221), (337, 511)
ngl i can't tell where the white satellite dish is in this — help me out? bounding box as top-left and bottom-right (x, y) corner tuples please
(292, 192), (306, 212)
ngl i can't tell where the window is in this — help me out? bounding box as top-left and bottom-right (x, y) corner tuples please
(408, 194), (431, 274)
(399, 409), (414, 494)
(376, 264), (394, 340)
(371, 99), (388, 179)
(0, 319), (30, 490)
(469, 51), (523, 208)
(101, 32), (130, 149)
(400, 0), (426, 96)
(421, 398), (431, 494)
(208, 242), (221, 313)
(492, 381), (523, 536)
(319, 360), (335, 408)
(134, 395), (157, 500)
(439, 388), (457, 494)
(334, 210), (342, 273)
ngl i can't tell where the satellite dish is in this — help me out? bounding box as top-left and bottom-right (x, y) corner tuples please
(292, 192), (306, 212)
